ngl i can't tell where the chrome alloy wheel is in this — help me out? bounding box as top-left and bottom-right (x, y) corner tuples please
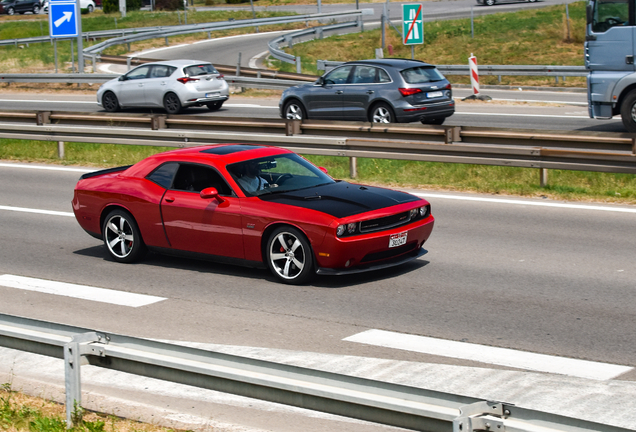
(268, 231), (307, 281)
(371, 106), (393, 123)
(105, 214), (135, 259)
(284, 102), (304, 120)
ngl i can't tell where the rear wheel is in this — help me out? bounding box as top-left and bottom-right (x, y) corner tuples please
(206, 101), (224, 111)
(7, 7), (14, 14)
(620, 90), (636, 133)
(369, 103), (395, 123)
(32, 4), (39, 13)
(485, 0), (495, 5)
(87, 4), (93, 12)
(102, 91), (120, 112)
(163, 93), (182, 114)
(284, 100), (306, 120)
(266, 226), (314, 284)
(102, 209), (147, 263)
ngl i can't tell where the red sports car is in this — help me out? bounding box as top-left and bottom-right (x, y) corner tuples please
(72, 144), (435, 284)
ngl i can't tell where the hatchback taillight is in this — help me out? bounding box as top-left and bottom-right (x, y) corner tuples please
(216, 74), (224, 80)
(399, 88), (423, 97)
(177, 77), (199, 84)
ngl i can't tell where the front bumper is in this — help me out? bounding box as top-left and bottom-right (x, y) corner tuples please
(316, 247), (428, 275)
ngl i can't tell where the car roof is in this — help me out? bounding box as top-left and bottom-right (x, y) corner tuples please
(126, 144), (293, 177)
(342, 58), (435, 69)
(142, 59), (213, 68)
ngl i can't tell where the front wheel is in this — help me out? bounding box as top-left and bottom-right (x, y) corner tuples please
(266, 226), (314, 284)
(369, 103), (395, 123)
(32, 4), (39, 13)
(163, 93), (182, 114)
(6, 7), (14, 14)
(284, 100), (306, 120)
(102, 91), (120, 112)
(620, 90), (636, 133)
(87, 4), (93, 12)
(102, 209), (147, 263)
(485, 0), (495, 5)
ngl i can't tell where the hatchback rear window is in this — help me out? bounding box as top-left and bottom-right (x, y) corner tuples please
(184, 64), (219, 77)
(401, 67), (445, 84)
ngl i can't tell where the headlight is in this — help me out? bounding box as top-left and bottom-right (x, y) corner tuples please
(336, 225), (346, 237)
(347, 222), (356, 234)
(410, 208), (418, 219)
(420, 205), (429, 217)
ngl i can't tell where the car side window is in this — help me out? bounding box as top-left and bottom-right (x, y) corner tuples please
(324, 66), (353, 85)
(172, 164), (233, 195)
(592, 0), (630, 32)
(147, 162), (179, 189)
(126, 65), (151, 80)
(150, 65), (174, 78)
(352, 66), (377, 84)
(378, 68), (391, 83)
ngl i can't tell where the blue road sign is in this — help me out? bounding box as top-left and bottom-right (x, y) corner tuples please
(49, 2), (78, 38)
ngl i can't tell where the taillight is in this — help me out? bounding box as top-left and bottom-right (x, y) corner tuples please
(216, 74), (225, 80)
(399, 88), (423, 97)
(177, 77), (199, 84)
(445, 83), (452, 90)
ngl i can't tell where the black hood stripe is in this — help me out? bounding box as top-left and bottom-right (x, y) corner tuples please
(259, 181), (418, 218)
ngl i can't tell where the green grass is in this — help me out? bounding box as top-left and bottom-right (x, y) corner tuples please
(2, 140), (635, 204)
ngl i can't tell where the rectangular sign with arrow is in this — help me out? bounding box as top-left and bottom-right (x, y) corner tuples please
(49, 2), (78, 38)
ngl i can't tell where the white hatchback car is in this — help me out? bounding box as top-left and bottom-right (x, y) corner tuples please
(43, 0), (95, 12)
(97, 60), (230, 114)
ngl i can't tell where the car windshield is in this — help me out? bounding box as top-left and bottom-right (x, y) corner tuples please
(228, 153), (334, 197)
(184, 64), (219, 77)
(401, 66), (445, 84)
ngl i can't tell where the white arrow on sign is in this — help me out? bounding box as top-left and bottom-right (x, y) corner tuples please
(54, 11), (73, 27)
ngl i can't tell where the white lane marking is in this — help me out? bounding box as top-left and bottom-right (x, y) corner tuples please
(413, 192), (636, 213)
(0, 163), (90, 172)
(455, 111), (590, 119)
(0, 274), (166, 307)
(0, 205), (74, 217)
(344, 329), (633, 381)
(225, 103), (277, 108)
(0, 99), (96, 104)
(488, 98), (587, 106)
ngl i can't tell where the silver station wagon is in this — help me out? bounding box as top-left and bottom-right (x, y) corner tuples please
(279, 59), (455, 125)
(97, 60), (230, 114)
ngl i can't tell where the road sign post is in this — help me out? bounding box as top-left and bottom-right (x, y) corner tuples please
(48, 0), (84, 72)
(402, 3), (423, 59)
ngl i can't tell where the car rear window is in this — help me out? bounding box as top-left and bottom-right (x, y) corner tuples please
(400, 67), (445, 84)
(184, 64), (219, 77)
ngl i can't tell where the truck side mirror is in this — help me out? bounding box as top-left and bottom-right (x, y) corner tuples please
(586, 2), (593, 26)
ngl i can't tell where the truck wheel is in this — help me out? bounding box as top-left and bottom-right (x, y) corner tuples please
(620, 90), (636, 133)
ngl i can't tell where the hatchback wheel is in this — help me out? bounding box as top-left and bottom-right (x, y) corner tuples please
(485, 0), (495, 5)
(369, 103), (395, 123)
(163, 93), (182, 114)
(87, 4), (93, 12)
(284, 100), (306, 120)
(102, 209), (147, 263)
(32, 4), (39, 13)
(102, 91), (120, 112)
(266, 226), (314, 284)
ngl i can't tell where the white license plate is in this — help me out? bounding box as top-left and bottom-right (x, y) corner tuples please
(206, 92), (219, 97)
(389, 231), (408, 248)
(427, 91), (443, 98)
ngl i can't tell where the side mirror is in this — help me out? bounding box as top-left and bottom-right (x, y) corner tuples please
(316, 77), (324, 86)
(586, 2), (593, 25)
(118, 75), (126, 81)
(200, 187), (224, 203)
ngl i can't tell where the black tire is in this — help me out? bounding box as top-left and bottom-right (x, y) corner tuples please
(485, 0), (495, 5)
(102, 209), (147, 263)
(102, 91), (120, 112)
(369, 102), (395, 123)
(422, 117), (446, 125)
(620, 90), (636, 133)
(163, 93), (182, 114)
(32, 4), (39, 13)
(265, 226), (314, 284)
(206, 101), (223, 111)
(283, 100), (306, 120)
(7, 7), (14, 14)
(87, 4), (93, 12)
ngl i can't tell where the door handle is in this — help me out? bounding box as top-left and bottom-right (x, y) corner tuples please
(366, 90), (374, 94)
(627, 55), (634, 65)
(164, 197), (175, 203)
(336, 90), (344, 94)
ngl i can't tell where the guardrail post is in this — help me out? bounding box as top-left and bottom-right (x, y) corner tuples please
(236, 53), (242, 76)
(540, 168), (548, 187)
(151, 115), (167, 130)
(632, 137), (636, 154)
(126, 57), (131, 71)
(349, 157), (357, 179)
(57, 141), (65, 159)
(165, 36), (169, 46)
(285, 120), (301, 136)
(36, 111), (51, 125)
(445, 126), (461, 144)
(296, 56), (301, 74)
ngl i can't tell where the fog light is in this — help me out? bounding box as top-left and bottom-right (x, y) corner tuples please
(345, 260), (351, 267)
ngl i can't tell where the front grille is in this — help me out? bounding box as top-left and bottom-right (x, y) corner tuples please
(360, 242), (417, 263)
(359, 211), (411, 233)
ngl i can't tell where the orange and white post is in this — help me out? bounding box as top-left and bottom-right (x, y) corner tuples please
(469, 53), (480, 96)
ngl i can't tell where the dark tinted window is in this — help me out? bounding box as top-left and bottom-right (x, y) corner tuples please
(147, 162), (178, 189)
(401, 67), (445, 84)
(352, 66), (377, 84)
(184, 64), (219, 77)
(378, 69), (391, 83)
(172, 164), (232, 195)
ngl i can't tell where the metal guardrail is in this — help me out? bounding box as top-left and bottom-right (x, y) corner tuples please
(0, 313), (631, 432)
(0, 26), (164, 48)
(0, 111), (634, 174)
